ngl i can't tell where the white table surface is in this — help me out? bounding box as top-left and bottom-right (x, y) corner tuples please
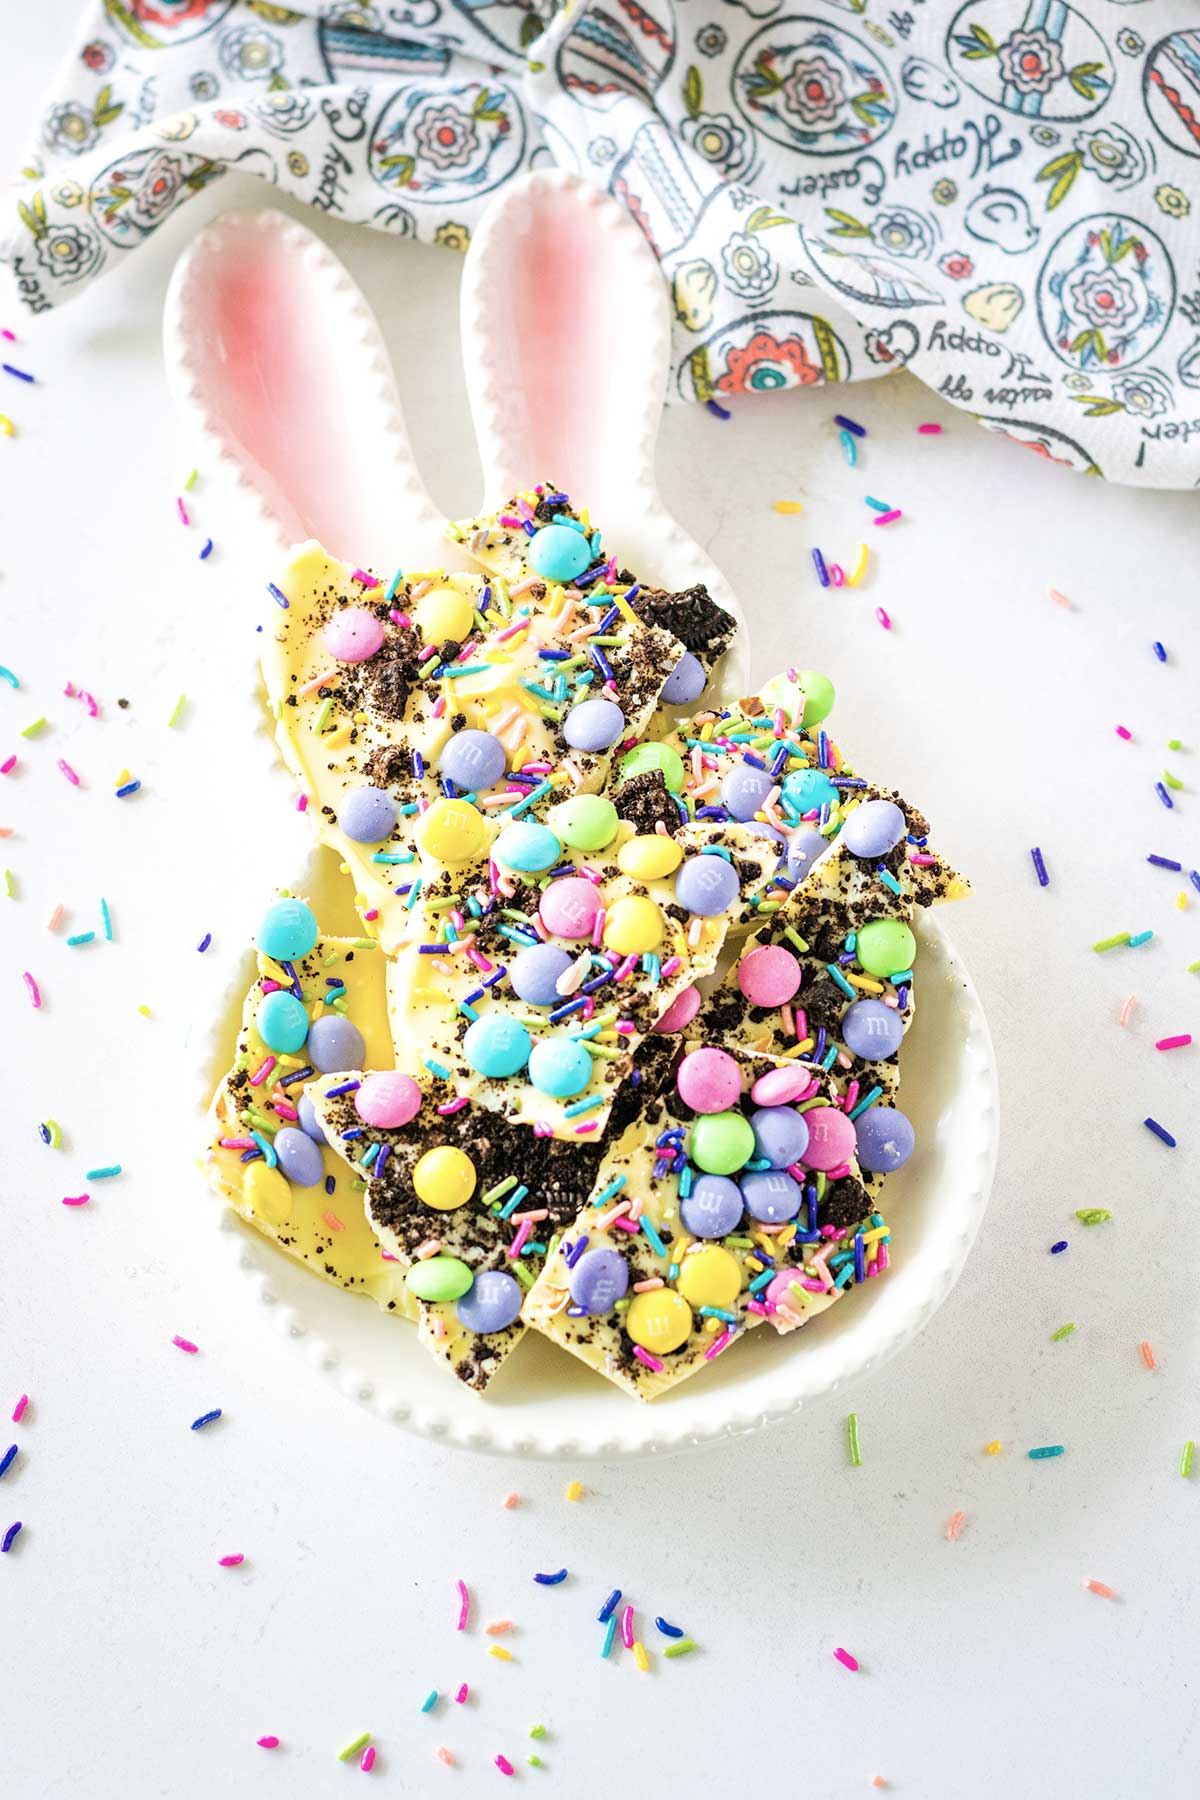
(4, 10), (1200, 1797)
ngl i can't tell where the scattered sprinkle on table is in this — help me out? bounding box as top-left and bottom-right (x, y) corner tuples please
(455, 1578), (470, 1630)
(2, 364), (33, 383)
(1144, 1117), (1176, 1148)
(338, 1733), (371, 1763)
(19, 717), (45, 739)
(217, 1554), (244, 1568)
(565, 1480), (583, 1501)
(61, 1194), (89, 1208)
(190, 1408), (222, 1431)
(85, 1164), (121, 1181)
(834, 414), (866, 438)
(533, 1568), (568, 1585)
(256, 1737), (280, 1750)
(101, 897), (112, 941)
(455, 1684), (468, 1704)
(1085, 1580), (1116, 1600)
(0, 666), (18, 689)
(945, 1511), (966, 1541)
(196, 932), (212, 954)
(11, 1396), (28, 1423)
(115, 779), (141, 799)
(502, 1492), (519, 1508)
(985, 1440), (1001, 1455)
(1118, 994), (1135, 1027)
(1030, 847), (1049, 887)
(1163, 769), (1184, 790)
(361, 1746), (376, 1773)
(663, 1638), (696, 1659)
(1, 1521), (22, 1551)
(1181, 1441), (1195, 1478)
(172, 1336), (198, 1354)
(1155, 782), (1173, 809)
(1028, 1445), (1065, 1460)
(875, 606), (891, 631)
(1048, 588), (1072, 609)
(773, 500), (803, 515)
(421, 1690), (438, 1713)
(168, 693), (188, 729)
(1051, 1323), (1076, 1342)
(1076, 1209), (1111, 1225)
(833, 1647), (859, 1672)
(22, 973), (41, 1009)
(1148, 854), (1181, 871)
(1115, 725), (1132, 741)
(0, 1445), (17, 1479)
(846, 1411), (862, 1467)
(489, 1645), (513, 1663)
(1153, 641), (1167, 662)
(495, 1754), (516, 1776)
(705, 399), (730, 420)
(436, 1746), (455, 1765)
(917, 422), (942, 434)
(873, 509), (902, 527)
(1140, 1341), (1156, 1371)
(199, 538), (213, 560)
(656, 1617), (684, 1638)
(1093, 932), (1130, 952)
(1155, 1035), (1191, 1051)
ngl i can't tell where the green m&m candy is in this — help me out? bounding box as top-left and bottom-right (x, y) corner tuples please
(689, 1110), (755, 1176)
(760, 669), (835, 728)
(405, 1256), (474, 1304)
(548, 793), (620, 852)
(619, 741), (685, 794)
(856, 918), (916, 979)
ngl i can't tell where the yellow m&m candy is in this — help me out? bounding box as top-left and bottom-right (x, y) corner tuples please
(626, 1288), (693, 1355)
(675, 1245), (742, 1311)
(417, 797), (491, 866)
(617, 835), (683, 881)
(244, 1160), (292, 1226)
(603, 895), (663, 956)
(414, 1145), (476, 1211)
(414, 584), (474, 644)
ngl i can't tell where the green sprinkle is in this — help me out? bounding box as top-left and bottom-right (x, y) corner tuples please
(312, 697), (334, 733)
(350, 1178), (367, 1192)
(1162, 769), (1184, 791)
(85, 1164), (122, 1180)
(663, 1639), (697, 1658)
(337, 1732), (371, 1762)
(529, 1725), (546, 1740)
(1168, 738), (1183, 751)
(2, 869), (12, 898)
(528, 1754), (544, 1768)
(846, 1411), (862, 1467)
(168, 693), (187, 729)
(101, 897), (112, 941)
(1092, 933), (1130, 952)
(484, 1175), (518, 1203)
(1051, 1323), (1076, 1342)
(351, 938), (378, 950)
(183, 468), (198, 491)
(43, 1118), (62, 1148)
(19, 717), (46, 738)
(512, 1259), (535, 1290)
(1075, 1208), (1111, 1225)
(1182, 1440), (1194, 1478)
(783, 927), (810, 955)
(66, 931), (95, 947)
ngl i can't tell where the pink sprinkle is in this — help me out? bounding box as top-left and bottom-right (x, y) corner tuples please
(1, 756), (16, 775)
(1049, 588), (1073, 610)
(1085, 1579), (1116, 1600)
(46, 904), (65, 933)
(62, 1194), (89, 1207)
(917, 422), (942, 434)
(872, 510), (902, 527)
(875, 607), (891, 630)
(507, 1218), (534, 1261)
(620, 1604), (635, 1649)
(455, 1578), (471, 1631)
(945, 1510), (966, 1542)
(1156, 1034), (1191, 1051)
(172, 1335), (198, 1354)
(351, 568), (376, 587)
(455, 1684), (469, 1704)
(436, 1746), (455, 1766)
(363, 908), (379, 922)
(177, 497), (190, 526)
(1119, 994), (1137, 1027)
(632, 1277), (664, 1292)
(296, 794), (308, 812)
(1115, 725), (1132, 740)
(829, 563), (845, 588)
(360, 1746), (376, 1772)
(502, 1493), (519, 1509)
(633, 1345), (664, 1373)
(256, 1736), (280, 1750)
(218, 1137), (255, 1150)
(56, 759), (81, 786)
(495, 1755), (515, 1777)
(704, 1329), (734, 1361)
(389, 609), (411, 627)
(218, 1554), (245, 1567)
(833, 1647), (859, 1672)
(248, 1056), (276, 1088)
(12, 1395), (28, 1423)
(436, 1097), (470, 1116)
(1, 329), (14, 342)
(485, 1619), (513, 1635)
(909, 853), (935, 866)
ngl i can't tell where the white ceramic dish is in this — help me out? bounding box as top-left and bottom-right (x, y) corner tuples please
(167, 172), (998, 1460)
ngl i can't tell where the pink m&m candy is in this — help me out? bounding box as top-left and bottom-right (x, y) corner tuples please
(653, 984), (702, 1034)
(676, 1047), (742, 1114)
(323, 607), (384, 664)
(751, 1065), (817, 1108)
(737, 944), (802, 1008)
(355, 1071), (421, 1128)
(539, 876), (603, 941)
(800, 1106), (857, 1170)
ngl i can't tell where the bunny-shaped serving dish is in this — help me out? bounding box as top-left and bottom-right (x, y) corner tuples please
(167, 171), (997, 1460)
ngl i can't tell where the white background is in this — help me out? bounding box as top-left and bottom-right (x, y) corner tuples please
(3, 8), (1200, 1797)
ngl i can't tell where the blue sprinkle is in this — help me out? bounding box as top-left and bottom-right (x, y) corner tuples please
(0, 1445), (16, 1480)
(597, 1589), (621, 1621)
(655, 1617), (684, 1638)
(267, 582), (290, 609)
(1144, 1117), (1177, 1148)
(1, 1521), (21, 1552)
(705, 399), (730, 420)
(420, 1689), (438, 1713)
(196, 932), (212, 953)
(115, 780), (141, 799)
(199, 538), (213, 561)
(1027, 1445), (1065, 1460)
(1155, 782), (1173, 810)
(190, 1409), (223, 1431)
(533, 1568), (568, 1586)
(834, 413), (866, 438)
(1050, 1241), (1068, 1254)
(1153, 641), (1167, 662)
(601, 1615), (618, 1657)
(2, 364), (33, 384)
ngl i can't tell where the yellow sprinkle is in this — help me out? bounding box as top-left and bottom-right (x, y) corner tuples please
(137, 1004), (152, 1017)
(846, 543), (870, 588)
(772, 500), (804, 514)
(984, 1440), (1001, 1456)
(1178, 891), (1188, 911)
(488, 1645), (513, 1662)
(845, 972), (886, 995)
(565, 1481), (584, 1502)
(613, 592), (638, 626)
(0, 415), (15, 437)
(115, 768), (131, 787)
(633, 1641), (650, 1673)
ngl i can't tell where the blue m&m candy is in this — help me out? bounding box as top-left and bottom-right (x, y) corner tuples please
(563, 697), (625, 752)
(854, 1106), (915, 1173)
(661, 651), (707, 706)
(510, 944), (575, 1007)
(841, 998), (904, 1060)
(569, 1247), (629, 1315)
(296, 1093), (328, 1145)
(749, 1106), (809, 1169)
(680, 1174), (744, 1238)
(440, 729), (507, 792)
(493, 821), (562, 874)
(272, 1126), (324, 1188)
(528, 522), (592, 583)
(841, 798), (906, 859)
(781, 768), (839, 817)
(464, 1015), (531, 1078)
(307, 1014), (366, 1074)
(528, 1037), (592, 1098)
(722, 763), (774, 822)
(257, 897), (317, 963)
(256, 990), (309, 1053)
(338, 785), (398, 844)
(675, 853), (741, 916)
(455, 1269), (524, 1335)
(741, 1169), (803, 1223)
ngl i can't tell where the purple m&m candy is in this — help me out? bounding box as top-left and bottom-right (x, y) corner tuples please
(680, 1174), (744, 1238)
(296, 1093), (328, 1145)
(338, 785), (398, 844)
(786, 827), (830, 881)
(675, 853), (741, 917)
(661, 652), (707, 706)
(841, 799), (906, 860)
(749, 1106), (809, 1169)
(563, 697), (625, 752)
(782, 768), (839, 817)
(569, 1246), (629, 1315)
(854, 1106), (915, 1173)
(307, 1014), (366, 1074)
(273, 1126), (324, 1188)
(721, 763), (774, 822)
(323, 607), (384, 664)
(440, 729), (506, 792)
(510, 944), (575, 1007)
(455, 1269), (524, 1335)
(741, 1170), (803, 1223)
(842, 998), (904, 1061)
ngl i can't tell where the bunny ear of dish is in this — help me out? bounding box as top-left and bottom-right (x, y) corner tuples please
(163, 208), (460, 573)
(461, 169), (751, 700)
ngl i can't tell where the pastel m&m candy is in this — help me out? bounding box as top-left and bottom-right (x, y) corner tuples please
(676, 1046), (741, 1114)
(626, 1287), (692, 1354)
(539, 876), (603, 940)
(841, 998), (904, 1061)
(721, 763), (773, 822)
(786, 827), (830, 881)
(549, 794), (619, 852)
(273, 1126), (324, 1188)
(800, 1106), (857, 1171)
(455, 1269), (524, 1334)
(652, 985), (701, 1034)
(323, 607), (384, 663)
(741, 1169), (802, 1224)
(416, 796), (491, 865)
(563, 697), (625, 752)
(493, 821), (561, 873)
(256, 989), (308, 1053)
(660, 651), (706, 706)
(680, 1175), (743, 1239)
(675, 853), (740, 917)
(854, 1106), (915, 1173)
(406, 1255), (474, 1303)
(749, 1106), (809, 1169)
(307, 1014), (365, 1074)
(296, 1094), (328, 1144)
(760, 668), (835, 727)
(440, 729), (506, 792)
(689, 1110), (755, 1175)
(569, 1247), (629, 1315)
(750, 1065), (814, 1108)
(737, 943), (801, 1007)
(413, 1146), (476, 1210)
(781, 768), (839, 817)
(856, 918), (916, 979)
(604, 895), (663, 956)
(618, 741), (685, 793)
(675, 1245), (742, 1310)
(415, 585), (474, 643)
(464, 1015), (531, 1079)
(338, 785), (398, 844)
(617, 834), (682, 881)
(510, 944), (575, 1007)
(841, 798), (905, 859)
(528, 1038), (592, 1098)
(355, 1071), (422, 1129)
(528, 522), (592, 583)
(257, 897), (318, 963)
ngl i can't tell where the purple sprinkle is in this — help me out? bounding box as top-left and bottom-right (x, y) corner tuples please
(1, 1521), (21, 1551)
(267, 583), (290, 610)
(1050, 1241), (1068, 1254)
(196, 932), (212, 953)
(1155, 782), (1174, 810)
(812, 547), (830, 589)
(834, 413), (866, 438)
(1148, 855), (1182, 871)
(705, 399), (731, 420)
(1030, 847), (1049, 887)
(2, 364), (33, 383)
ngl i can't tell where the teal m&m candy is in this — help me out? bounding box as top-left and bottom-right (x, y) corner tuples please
(405, 1256), (474, 1303)
(257, 897), (318, 963)
(464, 1015), (531, 1078)
(493, 821), (562, 874)
(528, 522), (592, 583)
(689, 1109), (756, 1176)
(618, 741), (685, 794)
(782, 767), (840, 817)
(856, 918), (916, 978)
(548, 794), (619, 852)
(528, 1037), (592, 1098)
(256, 989), (309, 1053)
